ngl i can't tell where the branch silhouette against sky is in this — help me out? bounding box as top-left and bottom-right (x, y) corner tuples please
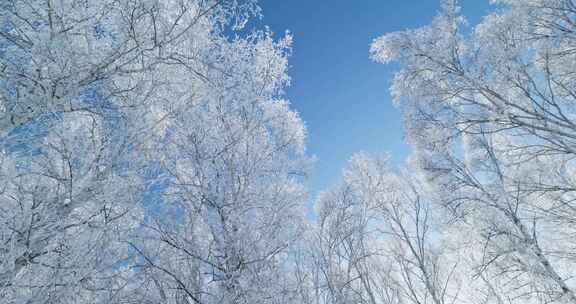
(2, 1), (576, 304)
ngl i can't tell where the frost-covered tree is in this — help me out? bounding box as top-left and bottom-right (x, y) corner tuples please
(0, 112), (143, 303)
(370, 0), (576, 303)
(124, 30), (311, 304)
(313, 153), (460, 304)
(0, 1), (311, 304)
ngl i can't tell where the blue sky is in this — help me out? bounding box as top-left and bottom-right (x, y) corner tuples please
(259, 1), (493, 202)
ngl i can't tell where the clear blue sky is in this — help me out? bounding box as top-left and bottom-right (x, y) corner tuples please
(259, 1), (493, 202)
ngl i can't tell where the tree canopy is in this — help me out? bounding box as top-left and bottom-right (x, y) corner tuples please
(2, 1), (576, 304)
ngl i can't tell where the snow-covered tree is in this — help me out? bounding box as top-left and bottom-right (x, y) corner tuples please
(0, 1), (311, 303)
(125, 29), (311, 304)
(0, 111), (143, 303)
(371, 0), (576, 303)
(313, 153), (460, 304)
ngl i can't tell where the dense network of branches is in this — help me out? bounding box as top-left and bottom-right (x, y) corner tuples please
(2, 0), (576, 304)
(0, 1), (308, 303)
